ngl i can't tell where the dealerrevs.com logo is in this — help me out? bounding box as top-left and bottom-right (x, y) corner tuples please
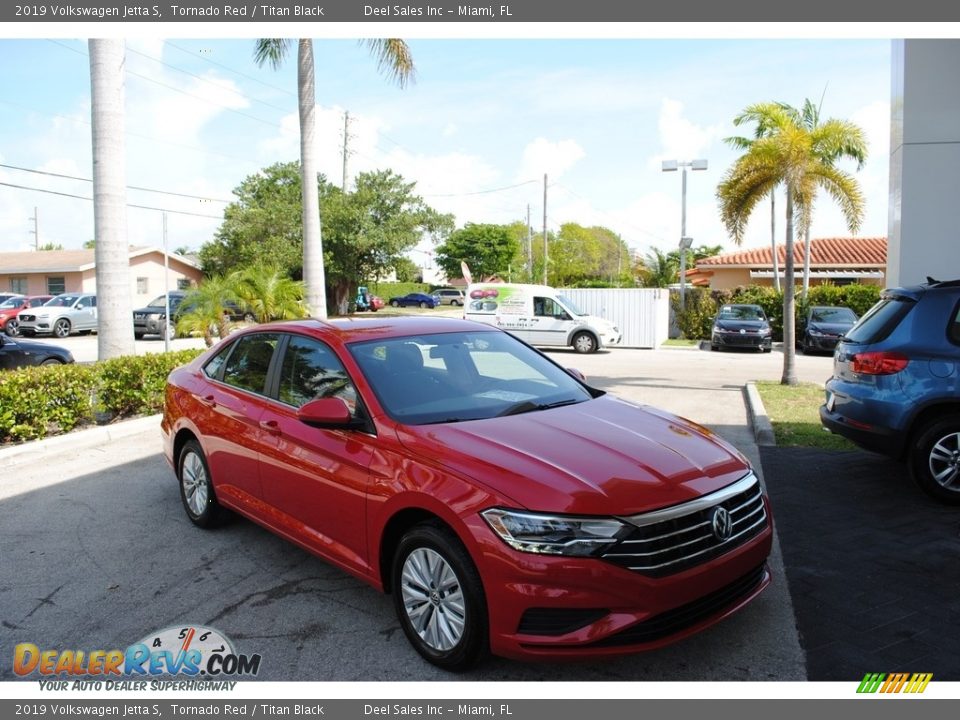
(13, 625), (261, 690)
(857, 673), (933, 694)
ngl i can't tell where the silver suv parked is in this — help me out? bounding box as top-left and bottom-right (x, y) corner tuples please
(435, 288), (465, 306)
(18, 293), (98, 338)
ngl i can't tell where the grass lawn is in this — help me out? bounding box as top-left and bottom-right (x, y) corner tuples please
(755, 380), (857, 451)
(661, 338), (700, 347)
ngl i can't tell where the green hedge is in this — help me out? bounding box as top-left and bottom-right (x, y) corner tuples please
(0, 349), (203, 444)
(674, 284), (883, 341)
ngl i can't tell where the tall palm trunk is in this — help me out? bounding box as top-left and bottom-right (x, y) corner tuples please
(782, 192), (798, 385)
(89, 39), (135, 360)
(297, 40), (327, 319)
(802, 225), (812, 299)
(770, 192), (780, 292)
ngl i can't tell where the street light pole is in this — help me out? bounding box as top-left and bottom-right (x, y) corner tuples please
(662, 159), (707, 310)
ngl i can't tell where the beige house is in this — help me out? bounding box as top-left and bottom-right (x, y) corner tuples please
(0, 247), (203, 305)
(688, 237), (887, 291)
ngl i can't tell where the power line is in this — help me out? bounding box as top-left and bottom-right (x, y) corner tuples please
(421, 179), (539, 198)
(166, 40), (297, 99)
(0, 162), (232, 204)
(0, 181), (224, 220)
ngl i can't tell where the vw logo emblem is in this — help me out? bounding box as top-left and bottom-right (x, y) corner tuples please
(710, 507), (733, 541)
(739, 328), (746, 334)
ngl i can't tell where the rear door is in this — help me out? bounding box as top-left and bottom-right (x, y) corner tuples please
(72, 296), (97, 331)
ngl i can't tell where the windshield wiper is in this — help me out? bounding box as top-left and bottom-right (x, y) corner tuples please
(497, 398), (581, 417)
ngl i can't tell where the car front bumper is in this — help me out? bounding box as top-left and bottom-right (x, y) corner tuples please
(713, 332), (772, 349)
(464, 505), (773, 661)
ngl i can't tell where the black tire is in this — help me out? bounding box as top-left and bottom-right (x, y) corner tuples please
(392, 522), (488, 672)
(53, 318), (71, 338)
(40, 358), (63, 366)
(243, 312), (255, 323)
(450, 300), (460, 307)
(134, 333), (145, 340)
(177, 439), (231, 527)
(5, 320), (18, 337)
(909, 414), (960, 505)
(390, 300), (400, 308)
(419, 301), (428, 308)
(711, 343), (719, 352)
(762, 347), (772, 353)
(572, 331), (597, 354)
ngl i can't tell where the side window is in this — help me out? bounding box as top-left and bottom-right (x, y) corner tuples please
(78, 296), (94, 308)
(533, 297), (549, 317)
(949, 301), (960, 346)
(278, 335), (358, 413)
(202, 342), (233, 380)
(220, 334), (280, 395)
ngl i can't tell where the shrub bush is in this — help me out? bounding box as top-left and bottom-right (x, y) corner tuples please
(0, 349), (203, 445)
(672, 287), (718, 340)
(367, 282), (432, 303)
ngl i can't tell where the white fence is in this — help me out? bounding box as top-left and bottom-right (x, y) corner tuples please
(560, 288), (670, 349)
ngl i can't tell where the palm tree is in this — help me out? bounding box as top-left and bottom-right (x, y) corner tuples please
(786, 99), (868, 298)
(717, 102), (865, 385)
(254, 39), (415, 319)
(636, 248), (678, 288)
(89, 40), (135, 360)
(725, 108), (783, 292)
(176, 276), (238, 347)
(231, 265), (309, 323)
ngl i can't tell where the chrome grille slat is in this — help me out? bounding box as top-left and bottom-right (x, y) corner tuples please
(602, 472), (769, 578)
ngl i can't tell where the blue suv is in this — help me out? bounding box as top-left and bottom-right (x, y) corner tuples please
(820, 279), (960, 504)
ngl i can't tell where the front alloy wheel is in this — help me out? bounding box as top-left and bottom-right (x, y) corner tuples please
(53, 318), (71, 338)
(5, 319), (18, 337)
(393, 523), (487, 671)
(910, 415), (960, 505)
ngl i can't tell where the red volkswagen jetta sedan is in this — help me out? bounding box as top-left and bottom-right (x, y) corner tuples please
(162, 317), (773, 671)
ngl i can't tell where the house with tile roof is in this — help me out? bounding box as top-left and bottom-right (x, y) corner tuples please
(687, 237), (887, 290)
(0, 247), (203, 305)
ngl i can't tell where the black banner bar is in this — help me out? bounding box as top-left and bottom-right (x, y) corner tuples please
(0, 0), (951, 23)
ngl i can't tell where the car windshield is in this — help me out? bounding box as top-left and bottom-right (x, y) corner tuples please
(349, 330), (595, 425)
(146, 295), (169, 308)
(44, 295), (80, 307)
(719, 306), (765, 321)
(810, 307), (857, 323)
(556, 294), (585, 316)
(0, 298), (23, 309)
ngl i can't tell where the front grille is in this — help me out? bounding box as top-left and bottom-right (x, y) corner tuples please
(602, 473), (768, 578)
(584, 564), (766, 648)
(721, 333), (762, 346)
(517, 608), (609, 636)
(20, 314), (35, 322)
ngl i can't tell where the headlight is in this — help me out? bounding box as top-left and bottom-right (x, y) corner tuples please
(149, 312), (165, 320)
(481, 509), (627, 556)
(760, 327), (772, 336)
(808, 327), (823, 336)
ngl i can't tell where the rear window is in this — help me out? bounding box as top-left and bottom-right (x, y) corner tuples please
(843, 297), (914, 344)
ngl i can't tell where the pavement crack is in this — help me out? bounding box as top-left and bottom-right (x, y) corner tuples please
(24, 583), (64, 619)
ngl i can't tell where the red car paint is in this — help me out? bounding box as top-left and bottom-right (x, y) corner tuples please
(163, 316), (772, 666)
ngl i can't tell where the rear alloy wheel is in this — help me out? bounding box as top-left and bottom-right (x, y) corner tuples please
(178, 439), (230, 527)
(419, 301), (428, 308)
(910, 415), (960, 505)
(392, 523), (487, 672)
(53, 318), (71, 338)
(450, 300), (460, 306)
(40, 358), (63, 366)
(572, 331), (597, 354)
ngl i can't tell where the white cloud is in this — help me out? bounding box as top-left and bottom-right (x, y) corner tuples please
(650, 98), (723, 169)
(515, 138), (585, 183)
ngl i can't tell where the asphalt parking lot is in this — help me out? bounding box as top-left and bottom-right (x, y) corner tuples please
(3, 338), (951, 681)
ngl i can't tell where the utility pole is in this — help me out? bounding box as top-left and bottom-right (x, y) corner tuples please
(526, 204), (532, 277)
(162, 212), (171, 353)
(341, 111), (351, 192)
(29, 206), (39, 250)
(542, 174), (548, 286)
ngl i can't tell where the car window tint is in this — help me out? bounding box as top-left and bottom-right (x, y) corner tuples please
(202, 342), (233, 380)
(948, 301), (960, 346)
(220, 334), (280, 395)
(844, 298), (914, 344)
(278, 335), (358, 413)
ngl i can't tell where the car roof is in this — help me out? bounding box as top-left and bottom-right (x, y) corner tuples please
(250, 316), (497, 344)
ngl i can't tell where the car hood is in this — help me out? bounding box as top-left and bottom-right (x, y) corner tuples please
(395, 395), (751, 515)
(716, 319), (767, 331)
(4, 337), (70, 355)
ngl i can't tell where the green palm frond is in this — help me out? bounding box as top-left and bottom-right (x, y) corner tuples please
(362, 39), (416, 88)
(254, 39), (291, 70)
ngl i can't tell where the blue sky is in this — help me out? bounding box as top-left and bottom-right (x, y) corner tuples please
(0, 37), (891, 268)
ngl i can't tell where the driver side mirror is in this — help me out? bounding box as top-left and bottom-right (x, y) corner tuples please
(297, 397), (366, 430)
(565, 367), (586, 382)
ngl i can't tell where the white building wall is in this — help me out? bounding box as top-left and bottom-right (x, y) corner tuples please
(561, 288), (670, 349)
(888, 40), (960, 286)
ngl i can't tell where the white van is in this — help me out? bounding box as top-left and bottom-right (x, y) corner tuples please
(464, 283), (621, 353)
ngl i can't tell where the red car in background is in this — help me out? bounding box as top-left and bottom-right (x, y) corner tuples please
(0, 295), (53, 337)
(162, 317), (773, 670)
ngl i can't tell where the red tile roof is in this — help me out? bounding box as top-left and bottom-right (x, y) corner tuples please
(697, 237), (886, 268)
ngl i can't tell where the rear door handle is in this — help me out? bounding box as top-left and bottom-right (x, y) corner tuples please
(259, 419), (281, 436)
(199, 394), (217, 408)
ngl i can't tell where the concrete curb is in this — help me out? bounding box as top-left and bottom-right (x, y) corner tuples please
(743, 381), (776, 447)
(0, 414), (162, 468)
